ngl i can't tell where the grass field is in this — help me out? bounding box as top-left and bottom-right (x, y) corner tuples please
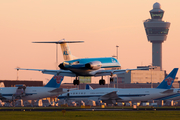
(0, 111), (180, 120)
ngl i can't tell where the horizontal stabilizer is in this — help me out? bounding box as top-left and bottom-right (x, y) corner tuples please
(32, 41), (84, 44)
(15, 68), (76, 77)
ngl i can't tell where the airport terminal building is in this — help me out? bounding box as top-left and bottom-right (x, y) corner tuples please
(116, 66), (164, 84)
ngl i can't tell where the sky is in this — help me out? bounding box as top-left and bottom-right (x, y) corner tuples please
(0, 0), (180, 84)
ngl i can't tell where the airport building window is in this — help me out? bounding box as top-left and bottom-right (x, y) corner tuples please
(145, 28), (169, 35)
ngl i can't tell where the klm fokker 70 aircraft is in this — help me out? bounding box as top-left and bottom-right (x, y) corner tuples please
(17, 39), (153, 85)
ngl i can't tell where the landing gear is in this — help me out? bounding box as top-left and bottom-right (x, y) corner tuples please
(99, 76), (105, 85)
(110, 77), (114, 83)
(73, 80), (80, 85)
(73, 76), (80, 85)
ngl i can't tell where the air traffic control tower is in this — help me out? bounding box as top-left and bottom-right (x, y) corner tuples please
(144, 2), (170, 70)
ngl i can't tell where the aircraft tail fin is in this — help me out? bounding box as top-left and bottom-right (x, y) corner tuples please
(44, 75), (64, 88)
(85, 84), (93, 90)
(156, 68), (178, 89)
(60, 42), (76, 61)
(32, 39), (83, 61)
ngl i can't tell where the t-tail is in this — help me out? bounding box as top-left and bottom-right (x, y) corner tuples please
(44, 75), (64, 88)
(60, 42), (75, 61)
(156, 68), (178, 89)
(32, 39), (84, 61)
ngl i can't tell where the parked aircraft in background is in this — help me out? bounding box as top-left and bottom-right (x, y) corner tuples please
(0, 74), (66, 102)
(154, 88), (180, 101)
(58, 68), (179, 104)
(17, 39), (154, 85)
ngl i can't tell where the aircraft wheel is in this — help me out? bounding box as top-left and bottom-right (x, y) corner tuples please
(73, 80), (80, 85)
(73, 80), (77, 85)
(77, 80), (80, 85)
(102, 79), (105, 85)
(99, 80), (102, 85)
(99, 79), (105, 85)
(110, 77), (114, 83)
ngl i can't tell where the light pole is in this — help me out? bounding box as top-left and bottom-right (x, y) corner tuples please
(17, 69), (19, 80)
(56, 43), (58, 70)
(116, 45), (119, 60)
(112, 45), (119, 88)
(116, 45), (119, 88)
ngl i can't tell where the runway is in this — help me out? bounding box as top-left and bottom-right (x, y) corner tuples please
(1, 107), (180, 111)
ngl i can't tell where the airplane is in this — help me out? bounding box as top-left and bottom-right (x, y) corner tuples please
(57, 68), (179, 104)
(0, 74), (67, 102)
(153, 88), (180, 101)
(17, 39), (154, 85)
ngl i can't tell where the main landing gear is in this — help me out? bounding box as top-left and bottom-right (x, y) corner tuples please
(73, 76), (80, 85)
(99, 76), (105, 85)
(99, 76), (114, 85)
(110, 77), (114, 83)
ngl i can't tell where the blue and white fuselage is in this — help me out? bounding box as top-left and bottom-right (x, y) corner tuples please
(57, 68), (180, 103)
(0, 74), (67, 102)
(0, 87), (63, 101)
(58, 88), (180, 102)
(16, 40), (154, 85)
(59, 57), (120, 76)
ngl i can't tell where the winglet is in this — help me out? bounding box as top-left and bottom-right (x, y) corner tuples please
(156, 68), (178, 89)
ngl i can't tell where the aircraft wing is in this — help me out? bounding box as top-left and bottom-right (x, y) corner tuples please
(16, 68), (76, 77)
(0, 93), (6, 99)
(0, 93), (9, 102)
(120, 67), (155, 71)
(94, 67), (153, 77)
(161, 89), (174, 94)
(49, 88), (68, 94)
(94, 70), (126, 76)
(16, 67), (154, 77)
(100, 91), (120, 100)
